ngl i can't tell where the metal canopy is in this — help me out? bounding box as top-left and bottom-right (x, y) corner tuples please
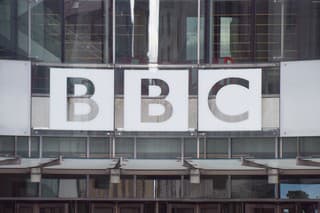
(0, 158), (319, 175)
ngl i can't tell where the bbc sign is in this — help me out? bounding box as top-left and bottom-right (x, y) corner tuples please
(50, 68), (261, 131)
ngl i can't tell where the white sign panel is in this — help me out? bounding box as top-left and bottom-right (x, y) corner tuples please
(281, 60), (320, 136)
(124, 69), (189, 131)
(0, 60), (31, 135)
(198, 69), (261, 131)
(50, 68), (114, 131)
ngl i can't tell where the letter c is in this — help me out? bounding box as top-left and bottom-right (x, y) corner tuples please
(208, 78), (249, 122)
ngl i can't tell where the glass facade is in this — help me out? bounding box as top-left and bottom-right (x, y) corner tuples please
(0, 0), (320, 210)
(1, 0), (319, 64)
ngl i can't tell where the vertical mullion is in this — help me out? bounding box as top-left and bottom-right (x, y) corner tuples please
(87, 137), (90, 158)
(250, 0), (256, 61)
(61, 0), (65, 62)
(197, 0), (201, 64)
(28, 0), (32, 57)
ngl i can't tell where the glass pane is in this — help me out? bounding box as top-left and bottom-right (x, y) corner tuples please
(136, 138), (181, 159)
(89, 175), (110, 198)
(31, 137), (40, 158)
(64, 0), (112, 63)
(115, 138), (134, 158)
(109, 176), (134, 198)
(120, 207), (140, 213)
(299, 137), (320, 157)
(201, 0), (252, 64)
(282, 138), (297, 158)
(90, 137), (110, 158)
(0, 0), (28, 59)
(184, 138), (197, 158)
(0, 136), (15, 156)
(232, 176), (275, 198)
(116, 0), (149, 64)
(284, 0), (320, 60)
(206, 138), (228, 158)
(32, 65), (50, 94)
(42, 137), (87, 158)
(255, 0), (281, 62)
(0, 175), (38, 197)
(94, 207), (113, 213)
(245, 204), (275, 213)
(41, 175), (86, 198)
(17, 137), (28, 157)
(171, 208), (194, 213)
(281, 176), (320, 199)
(183, 176), (228, 199)
(157, 176), (181, 199)
(158, 0), (198, 64)
(232, 137), (275, 158)
(262, 67), (280, 95)
(136, 176), (155, 199)
(31, 0), (62, 62)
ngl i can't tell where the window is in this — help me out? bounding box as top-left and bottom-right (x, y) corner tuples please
(115, 137), (134, 159)
(299, 137), (320, 157)
(0, 175), (38, 197)
(282, 137), (297, 158)
(284, 0), (320, 60)
(183, 175), (229, 199)
(30, 0), (112, 63)
(0, 136), (15, 157)
(232, 137), (275, 158)
(205, 138), (228, 159)
(16, 137), (28, 157)
(280, 176), (320, 199)
(90, 137), (110, 158)
(42, 137), (87, 158)
(201, 0), (283, 63)
(136, 138), (181, 159)
(116, 0), (149, 64)
(0, 0), (28, 59)
(158, 0), (198, 64)
(41, 175), (86, 198)
(232, 176), (275, 198)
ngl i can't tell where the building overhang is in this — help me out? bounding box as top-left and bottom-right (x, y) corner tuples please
(0, 157), (319, 176)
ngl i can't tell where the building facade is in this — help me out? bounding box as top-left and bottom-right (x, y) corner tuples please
(0, 0), (320, 212)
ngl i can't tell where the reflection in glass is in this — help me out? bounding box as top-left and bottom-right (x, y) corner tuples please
(90, 137), (110, 158)
(17, 137), (29, 157)
(232, 176), (275, 198)
(0, 136), (15, 156)
(0, 175), (38, 197)
(282, 138), (297, 158)
(299, 137), (320, 157)
(206, 138), (228, 159)
(115, 137), (134, 158)
(202, 0), (252, 63)
(116, 0), (149, 64)
(41, 175), (86, 198)
(31, 0), (62, 62)
(64, 0), (111, 63)
(284, 0), (320, 60)
(0, 0), (28, 59)
(42, 137), (87, 158)
(30, 0), (112, 63)
(232, 138), (275, 158)
(157, 176), (182, 199)
(183, 176), (228, 199)
(136, 138), (181, 159)
(116, 0), (199, 64)
(281, 176), (320, 199)
(201, 0), (282, 63)
(159, 0), (198, 64)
